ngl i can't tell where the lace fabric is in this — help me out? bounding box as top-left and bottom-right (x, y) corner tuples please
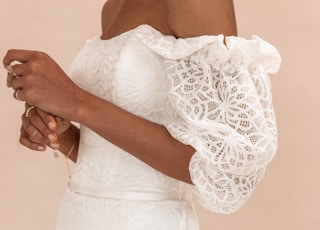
(135, 25), (280, 213)
(56, 24), (281, 229)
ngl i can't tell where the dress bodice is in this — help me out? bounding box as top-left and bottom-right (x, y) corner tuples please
(68, 26), (189, 197)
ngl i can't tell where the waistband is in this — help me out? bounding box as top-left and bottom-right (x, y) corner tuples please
(68, 182), (185, 201)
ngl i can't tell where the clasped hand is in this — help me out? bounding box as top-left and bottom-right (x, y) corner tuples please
(3, 49), (76, 151)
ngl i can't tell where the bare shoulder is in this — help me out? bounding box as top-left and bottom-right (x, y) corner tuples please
(101, 0), (122, 32)
(166, 0), (237, 38)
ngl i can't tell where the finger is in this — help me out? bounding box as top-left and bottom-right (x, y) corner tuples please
(36, 109), (58, 132)
(35, 111), (61, 150)
(23, 107), (58, 145)
(22, 113), (49, 145)
(26, 107), (60, 149)
(6, 64), (23, 87)
(3, 49), (36, 67)
(5, 63), (23, 76)
(10, 74), (24, 90)
(22, 115), (60, 150)
(13, 89), (24, 101)
(19, 126), (46, 151)
(6, 72), (15, 87)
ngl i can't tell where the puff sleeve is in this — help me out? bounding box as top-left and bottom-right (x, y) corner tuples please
(136, 26), (281, 213)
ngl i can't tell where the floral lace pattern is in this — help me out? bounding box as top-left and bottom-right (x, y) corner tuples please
(57, 24), (281, 229)
(136, 25), (280, 213)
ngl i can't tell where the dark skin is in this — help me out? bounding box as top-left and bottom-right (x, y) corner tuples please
(101, 0), (237, 39)
(4, 0), (237, 184)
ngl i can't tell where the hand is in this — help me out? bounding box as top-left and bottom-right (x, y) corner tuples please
(3, 49), (83, 120)
(20, 103), (71, 151)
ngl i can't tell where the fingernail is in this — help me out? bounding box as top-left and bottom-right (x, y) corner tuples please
(37, 146), (46, 151)
(48, 134), (55, 143)
(50, 143), (60, 150)
(48, 122), (55, 131)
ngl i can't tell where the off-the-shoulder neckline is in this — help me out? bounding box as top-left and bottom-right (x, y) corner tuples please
(94, 23), (280, 74)
(98, 24), (225, 42)
(99, 24), (163, 41)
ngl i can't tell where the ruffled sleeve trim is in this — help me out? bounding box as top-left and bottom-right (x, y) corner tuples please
(135, 24), (281, 74)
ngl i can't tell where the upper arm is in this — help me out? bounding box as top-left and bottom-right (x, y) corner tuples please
(166, 0), (237, 38)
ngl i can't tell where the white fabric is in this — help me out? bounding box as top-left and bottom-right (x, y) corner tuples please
(68, 181), (185, 201)
(56, 24), (281, 229)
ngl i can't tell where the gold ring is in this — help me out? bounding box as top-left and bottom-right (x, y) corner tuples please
(15, 89), (21, 101)
(26, 106), (36, 118)
(32, 130), (38, 137)
(6, 65), (19, 77)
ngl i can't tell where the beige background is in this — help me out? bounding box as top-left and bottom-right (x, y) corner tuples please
(0, 0), (319, 229)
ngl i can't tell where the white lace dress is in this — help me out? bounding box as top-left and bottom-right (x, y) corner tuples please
(56, 25), (281, 230)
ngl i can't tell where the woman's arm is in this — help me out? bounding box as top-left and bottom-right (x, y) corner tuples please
(4, 50), (195, 183)
(74, 91), (196, 183)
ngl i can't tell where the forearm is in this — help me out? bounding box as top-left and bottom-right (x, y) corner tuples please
(57, 124), (80, 163)
(73, 92), (195, 184)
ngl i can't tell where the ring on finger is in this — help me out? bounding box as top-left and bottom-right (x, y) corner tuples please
(15, 89), (22, 101)
(32, 130), (38, 137)
(26, 105), (36, 118)
(6, 65), (19, 77)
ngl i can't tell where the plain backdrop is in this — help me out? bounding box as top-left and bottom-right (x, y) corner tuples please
(1, 0), (319, 229)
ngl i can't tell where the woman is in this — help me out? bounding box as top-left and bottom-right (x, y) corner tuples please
(3, 0), (281, 229)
